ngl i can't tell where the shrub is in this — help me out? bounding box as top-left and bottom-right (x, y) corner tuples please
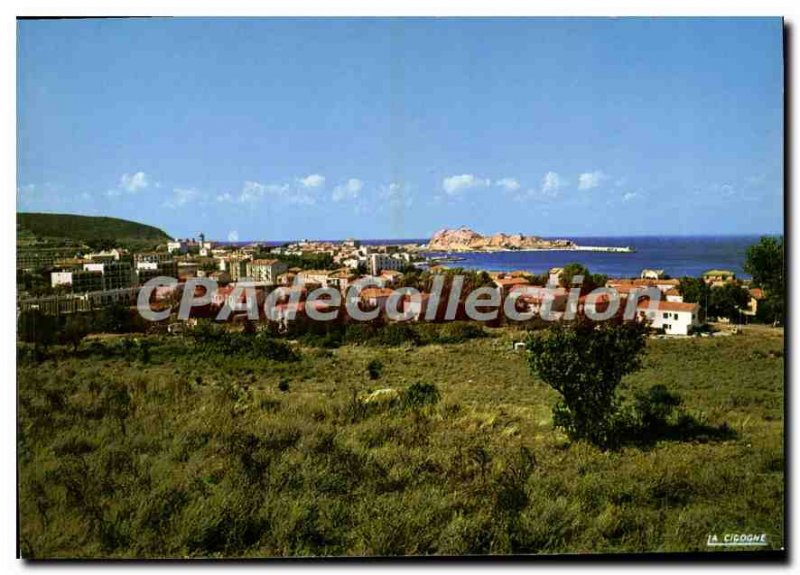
(402, 382), (441, 410)
(438, 322), (486, 344)
(633, 384), (682, 433)
(527, 319), (648, 449)
(367, 359), (383, 380)
(376, 323), (421, 347)
(251, 333), (298, 362)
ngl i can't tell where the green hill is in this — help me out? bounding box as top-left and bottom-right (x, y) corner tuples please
(17, 213), (172, 245)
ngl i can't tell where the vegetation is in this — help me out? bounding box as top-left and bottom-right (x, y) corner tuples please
(707, 283), (751, 322)
(17, 212), (171, 248)
(527, 320), (649, 448)
(558, 263), (608, 292)
(17, 325), (783, 557)
(745, 236), (785, 325)
(267, 251), (337, 271)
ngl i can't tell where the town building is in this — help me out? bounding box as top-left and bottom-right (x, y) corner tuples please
(369, 253), (407, 275)
(86, 248), (126, 263)
(136, 260), (179, 284)
(245, 259), (288, 285)
(177, 262), (200, 280)
(360, 287), (394, 309)
(702, 269), (736, 287)
(637, 300), (700, 335)
(297, 269), (332, 288)
(744, 287), (765, 318)
(494, 276), (531, 297)
(218, 256), (251, 281)
(17, 246), (81, 271)
(665, 288), (684, 303)
(83, 261), (135, 290)
(51, 269), (104, 293)
(328, 268), (359, 292)
(640, 269), (665, 280)
(167, 240), (188, 254)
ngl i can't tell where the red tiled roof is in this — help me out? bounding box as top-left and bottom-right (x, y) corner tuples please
(251, 258), (282, 265)
(495, 277), (531, 287)
(360, 287), (394, 299)
(637, 300), (699, 312)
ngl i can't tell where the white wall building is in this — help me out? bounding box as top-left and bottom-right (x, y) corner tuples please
(245, 259), (288, 285)
(167, 240), (188, 254)
(369, 253), (406, 276)
(637, 300), (700, 335)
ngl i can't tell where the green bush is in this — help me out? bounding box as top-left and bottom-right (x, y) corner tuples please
(402, 383), (441, 409)
(367, 359), (383, 380)
(527, 320), (649, 449)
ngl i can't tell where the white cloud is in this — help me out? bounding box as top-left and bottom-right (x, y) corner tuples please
(238, 180), (317, 205)
(442, 174), (491, 195)
(227, 230), (239, 242)
(286, 193), (317, 206)
(578, 171), (606, 191)
(297, 174), (325, 188)
(240, 181), (268, 203)
(119, 172), (149, 193)
(541, 171), (564, 196)
(380, 182), (413, 208)
(495, 177), (521, 191)
(107, 171), (150, 197)
(332, 178), (363, 202)
(622, 191), (638, 202)
(216, 192), (234, 203)
(164, 187), (200, 208)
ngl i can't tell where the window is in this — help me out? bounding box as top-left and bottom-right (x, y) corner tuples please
(663, 312), (669, 319)
(674, 313), (679, 320)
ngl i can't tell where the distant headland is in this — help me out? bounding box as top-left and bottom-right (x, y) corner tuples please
(424, 227), (633, 253)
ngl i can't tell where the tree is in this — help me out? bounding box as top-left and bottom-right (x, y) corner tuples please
(678, 276), (709, 311)
(708, 283), (750, 322)
(17, 310), (57, 349)
(60, 314), (91, 352)
(527, 319), (649, 448)
(744, 236), (784, 325)
(559, 263), (606, 293)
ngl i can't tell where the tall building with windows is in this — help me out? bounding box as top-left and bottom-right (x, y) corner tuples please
(245, 259), (288, 285)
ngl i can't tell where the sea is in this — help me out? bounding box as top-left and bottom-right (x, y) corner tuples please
(225, 235), (764, 279)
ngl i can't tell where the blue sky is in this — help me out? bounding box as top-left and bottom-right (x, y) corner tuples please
(18, 17), (783, 241)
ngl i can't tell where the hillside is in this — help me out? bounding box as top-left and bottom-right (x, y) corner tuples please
(17, 212), (171, 244)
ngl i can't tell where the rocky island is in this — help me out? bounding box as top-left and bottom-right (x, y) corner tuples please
(424, 226), (633, 253)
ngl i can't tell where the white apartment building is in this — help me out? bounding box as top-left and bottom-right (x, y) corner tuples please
(245, 259), (288, 285)
(369, 253), (407, 276)
(83, 262), (135, 290)
(637, 300), (700, 336)
(51, 269), (104, 292)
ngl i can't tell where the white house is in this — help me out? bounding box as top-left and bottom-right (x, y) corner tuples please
(637, 300), (700, 335)
(665, 288), (684, 303)
(369, 253), (406, 275)
(167, 240), (194, 254)
(640, 268), (665, 280)
(245, 259), (288, 285)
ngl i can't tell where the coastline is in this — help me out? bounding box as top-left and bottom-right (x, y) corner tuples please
(421, 244), (635, 254)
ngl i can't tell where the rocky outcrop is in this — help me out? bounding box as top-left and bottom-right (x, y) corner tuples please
(427, 226), (574, 252)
